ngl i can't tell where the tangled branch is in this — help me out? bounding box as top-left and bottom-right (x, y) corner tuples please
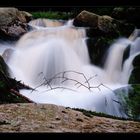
(33, 70), (111, 93)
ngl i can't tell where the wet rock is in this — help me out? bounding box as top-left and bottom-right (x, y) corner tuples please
(129, 54), (140, 84)
(122, 44), (131, 65)
(133, 54), (140, 66)
(0, 55), (10, 76)
(86, 37), (112, 66)
(129, 67), (140, 84)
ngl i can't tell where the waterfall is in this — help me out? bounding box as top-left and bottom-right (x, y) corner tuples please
(4, 19), (140, 118)
(104, 38), (132, 84)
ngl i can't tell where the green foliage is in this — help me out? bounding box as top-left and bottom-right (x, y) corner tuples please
(31, 11), (74, 20)
(125, 84), (140, 119)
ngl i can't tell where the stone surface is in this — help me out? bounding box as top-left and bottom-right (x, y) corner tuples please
(0, 55), (10, 76)
(0, 7), (32, 40)
(74, 10), (134, 37)
(0, 103), (140, 132)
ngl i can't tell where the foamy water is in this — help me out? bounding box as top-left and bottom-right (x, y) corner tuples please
(3, 19), (140, 118)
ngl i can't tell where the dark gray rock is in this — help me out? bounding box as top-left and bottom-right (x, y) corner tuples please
(74, 10), (134, 38)
(129, 54), (140, 84)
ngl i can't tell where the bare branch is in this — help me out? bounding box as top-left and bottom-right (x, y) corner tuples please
(34, 70), (113, 93)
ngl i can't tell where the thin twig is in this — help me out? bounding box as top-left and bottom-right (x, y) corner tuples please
(34, 70), (113, 93)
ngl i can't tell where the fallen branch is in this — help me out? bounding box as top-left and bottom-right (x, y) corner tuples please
(10, 89), (34, 103)
(36, 70), (111, 93)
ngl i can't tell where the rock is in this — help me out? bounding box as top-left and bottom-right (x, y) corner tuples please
(73, 10), (99, 27)
(0, 7), (32, 40)
(0, 103), (140, 132)
(20, 11), (33, 22)
(86, 37), (111, 66)
(0, 55), (10, 76)
(122, 44), (131, 65)
(129, 54), (140, 84)
(133, 54), (140, 66)
(0, 55), (33, 104)
(98, 15), (119, 35)
(74, 10), (134, 38)
(129, 67), (140, 84)
(74, 10), (134, 66)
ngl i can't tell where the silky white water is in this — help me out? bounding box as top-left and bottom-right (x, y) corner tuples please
(3, 19), (140, 118)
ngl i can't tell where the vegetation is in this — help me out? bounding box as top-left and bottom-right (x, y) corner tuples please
(0, 7), (140, 122)
(72, 108), (140, 122)
(125, 84), (140, 119)
(31, 11), (74, 20)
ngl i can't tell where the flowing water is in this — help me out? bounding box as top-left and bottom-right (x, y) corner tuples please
(1, 19), (140, 118)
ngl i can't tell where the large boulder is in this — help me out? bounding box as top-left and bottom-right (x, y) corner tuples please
(73, 10), (99, 27)
(0, 7), (32, 40)
(73, 10), (134, 38)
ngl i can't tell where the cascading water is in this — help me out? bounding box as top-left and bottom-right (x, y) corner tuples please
(2, 19), (140, 118)
(104, 38), (132, 84)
